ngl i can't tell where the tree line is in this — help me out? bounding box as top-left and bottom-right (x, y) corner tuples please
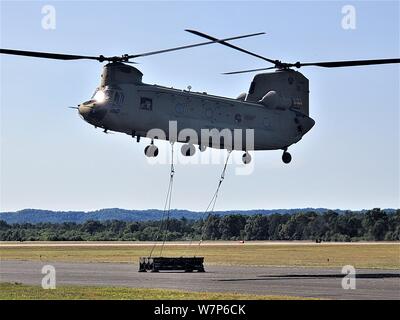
(0, 209), (399, 242)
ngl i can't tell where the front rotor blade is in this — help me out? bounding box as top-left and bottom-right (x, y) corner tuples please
(297, 58), (400, 68)
(223, 66), (276, 75)
(128, 31), (266, 59)
(186, 29), (281, 67)
(0, 49), (102, 61)
(1, 31), (267, 63)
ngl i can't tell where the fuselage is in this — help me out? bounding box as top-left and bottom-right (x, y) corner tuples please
(78, 63), (315, 151)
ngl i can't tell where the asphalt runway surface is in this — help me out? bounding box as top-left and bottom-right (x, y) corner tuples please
(1, 260), (399, 299)
(1, 241), (396, 247)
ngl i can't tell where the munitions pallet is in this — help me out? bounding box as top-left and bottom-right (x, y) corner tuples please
(139, 257), (205, 272)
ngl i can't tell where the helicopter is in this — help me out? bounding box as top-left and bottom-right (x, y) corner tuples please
(1, 30), (399, 165)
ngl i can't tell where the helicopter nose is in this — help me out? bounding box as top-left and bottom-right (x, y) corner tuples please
(78, 104), (91, 120)
(78, 104), (108, 123)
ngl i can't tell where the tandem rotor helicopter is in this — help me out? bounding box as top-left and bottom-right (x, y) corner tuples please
(1, 30), (399, 165)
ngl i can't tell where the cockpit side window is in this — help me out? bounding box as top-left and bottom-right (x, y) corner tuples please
(113, 91), (124, 105)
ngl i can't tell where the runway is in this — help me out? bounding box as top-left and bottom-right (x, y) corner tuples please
(1, 260), (399, 299)
(1, 241), (396, 247)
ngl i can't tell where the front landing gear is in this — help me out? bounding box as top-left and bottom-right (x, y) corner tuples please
(282, 149), (292, 164)
(242, 152), (252, 164)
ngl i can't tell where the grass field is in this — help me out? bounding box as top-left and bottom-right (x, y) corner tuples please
(1, 242), (399, 269)
(0, 283), (312, 300)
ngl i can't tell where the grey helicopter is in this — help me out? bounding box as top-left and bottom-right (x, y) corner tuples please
(1, 30), (399, 165)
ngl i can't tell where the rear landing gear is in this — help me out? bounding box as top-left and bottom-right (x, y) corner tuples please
(144, 141), (159, 157)
(199, 144), (207, 152)
(282, 149), (292, 164)
(181, 143), (196, 156)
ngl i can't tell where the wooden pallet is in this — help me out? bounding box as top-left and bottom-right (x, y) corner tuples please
(139, 257), (205, 272)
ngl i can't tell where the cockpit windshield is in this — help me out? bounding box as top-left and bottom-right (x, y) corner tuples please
(85, 88), (123, 105)
(90, 88), (108, 102)
(92, 90), (106, 103)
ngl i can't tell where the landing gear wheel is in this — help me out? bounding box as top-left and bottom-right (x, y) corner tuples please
(282, 151), (292, 164)
(181, 144), (196, 156)
(242, 152), (252, 164)
(144, 144), (159, 157)
(199, 144), (207, 152)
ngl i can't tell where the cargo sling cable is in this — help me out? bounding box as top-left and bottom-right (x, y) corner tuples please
(149, 142), (175, 258)
(192, 150), (232, 257)
(142, 147), (231, 272)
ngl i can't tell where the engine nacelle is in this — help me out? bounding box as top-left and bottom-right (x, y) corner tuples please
(259, 91), (293, 108)
(236, 92), (247, 101)
(245, 70), (309, 115)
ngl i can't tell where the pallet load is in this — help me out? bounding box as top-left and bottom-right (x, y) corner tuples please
(139, 257), (205, 272)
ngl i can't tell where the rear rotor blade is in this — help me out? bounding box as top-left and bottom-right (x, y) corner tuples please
(294, 58), (400, 68)
(186, 29), (281, 67)
(128, 32), (266, 59)
(223, 66), (276, 75)
(184, 31), (400, 72)
(223, 58), (400, 74)
(0, 49), (103, 61)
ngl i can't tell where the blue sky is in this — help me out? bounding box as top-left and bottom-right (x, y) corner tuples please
(1, 0), (399, 212)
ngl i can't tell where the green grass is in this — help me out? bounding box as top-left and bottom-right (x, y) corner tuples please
(0, 283), (313, 300)
(1, 242), (399, 269)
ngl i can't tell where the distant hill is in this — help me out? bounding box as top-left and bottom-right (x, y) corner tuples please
(0, 208), (396, 224)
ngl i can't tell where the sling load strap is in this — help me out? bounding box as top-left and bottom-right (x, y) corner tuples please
(193, 150), (232, 256)
(149, 142), (175, 257)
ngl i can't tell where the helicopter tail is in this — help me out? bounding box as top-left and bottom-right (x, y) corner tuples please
(245, 70), (310, 116)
